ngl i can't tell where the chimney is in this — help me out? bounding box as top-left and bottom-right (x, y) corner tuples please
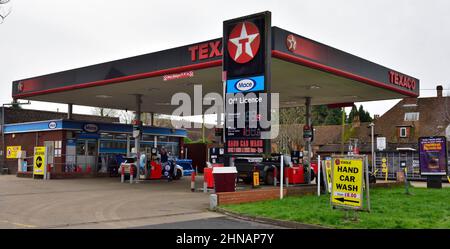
(373, 114), (380, 120)
(437, 85), (443, 97)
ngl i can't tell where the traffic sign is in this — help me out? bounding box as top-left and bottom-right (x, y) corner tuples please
(331, 157), (364, 209)
(33, 147), (46, 176)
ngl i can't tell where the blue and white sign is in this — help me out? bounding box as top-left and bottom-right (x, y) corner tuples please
(226, 75), (264, 93)
(83, 123), (99, 133)
(48, 121), (57, 129)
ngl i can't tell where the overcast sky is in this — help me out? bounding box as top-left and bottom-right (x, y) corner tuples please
(0, 0), (449, 118)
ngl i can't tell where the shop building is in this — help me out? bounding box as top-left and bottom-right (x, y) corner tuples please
(3, 119), (186, 175)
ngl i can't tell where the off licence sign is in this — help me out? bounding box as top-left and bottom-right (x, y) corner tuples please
(331, 158), (363, 208)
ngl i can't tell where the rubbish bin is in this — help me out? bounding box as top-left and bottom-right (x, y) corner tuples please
(212, 166), (237, 193)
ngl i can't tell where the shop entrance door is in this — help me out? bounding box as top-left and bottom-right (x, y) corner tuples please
(76, 139), (98, 172)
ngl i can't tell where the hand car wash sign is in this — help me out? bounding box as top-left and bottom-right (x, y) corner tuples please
(223, 11), (271, 155)
(331, 157), (364, 209)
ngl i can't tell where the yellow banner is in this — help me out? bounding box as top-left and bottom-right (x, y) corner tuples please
(325, 159), (332, 193)
(6, 146), (21, 159)
(331, 158), (364, 208)
(33, 147), (46, 176)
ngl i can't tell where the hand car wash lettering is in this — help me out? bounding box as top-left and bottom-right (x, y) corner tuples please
(335, 163), (359, 192)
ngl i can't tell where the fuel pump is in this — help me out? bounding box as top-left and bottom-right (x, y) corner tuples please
(209, 147), (224, 164)
(148, 147), (162, 179)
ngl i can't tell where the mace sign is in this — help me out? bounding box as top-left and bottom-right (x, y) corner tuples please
(33, 146), (47, 176)
(331, 157), (364, 209)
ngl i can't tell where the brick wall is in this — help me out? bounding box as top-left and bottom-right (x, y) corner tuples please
(4, 130), (65, 174)
(216, 185), (316, 205)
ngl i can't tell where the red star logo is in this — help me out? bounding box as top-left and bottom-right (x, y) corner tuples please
(286, 34), (297, 52)
(227, 21), (260, 64)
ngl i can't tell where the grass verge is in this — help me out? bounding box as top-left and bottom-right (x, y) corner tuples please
(221, 186), (450, 228)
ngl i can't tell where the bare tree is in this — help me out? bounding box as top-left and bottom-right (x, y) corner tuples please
(91, 107), (134, 124)
(118, 110), (134, 124)
(91, 107), (119, 117)
(0, 0), (12, 24)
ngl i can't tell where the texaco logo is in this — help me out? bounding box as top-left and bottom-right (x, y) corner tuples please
(227, 21), (260, 64)
(17, 82), (24, 92)
(286, 34), (297, 52)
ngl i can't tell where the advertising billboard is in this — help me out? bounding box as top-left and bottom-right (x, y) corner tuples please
(418, 136), (448, 176)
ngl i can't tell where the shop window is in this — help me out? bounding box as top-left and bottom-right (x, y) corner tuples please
(87, 142), (97, 156)
(54, 141), (62, 157)
(142, 135), (155, 141)
(168, 136), (180, 142)
(76, 141), (86, 156)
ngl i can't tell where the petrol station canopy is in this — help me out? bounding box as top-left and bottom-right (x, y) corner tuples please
(11, 27), (419, 114)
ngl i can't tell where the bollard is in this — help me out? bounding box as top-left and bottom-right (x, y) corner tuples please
(130, 166), (134, 184)
(286, 176), (289, 187)
(121, 165), (125, 183)
(191, 171), (196, 192)
(46, 164), (51, 180)
(273, 167), (277, 186)
(209, 194), (218, 210)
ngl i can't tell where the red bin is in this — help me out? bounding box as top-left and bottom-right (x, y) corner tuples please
(212, 167), (237, 193)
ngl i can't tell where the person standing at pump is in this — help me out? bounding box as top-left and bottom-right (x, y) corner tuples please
(160, 147), (168, 164)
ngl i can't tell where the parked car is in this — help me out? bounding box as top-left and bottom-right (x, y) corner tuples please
(118, 157), (138, 179)
(175, 159), (195, 176)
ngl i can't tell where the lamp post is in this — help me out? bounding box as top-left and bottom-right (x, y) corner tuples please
(369, 122), (375, 174)
(1, 100), (30, 174)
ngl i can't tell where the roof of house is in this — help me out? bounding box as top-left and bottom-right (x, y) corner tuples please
(374, 95), (450, 143)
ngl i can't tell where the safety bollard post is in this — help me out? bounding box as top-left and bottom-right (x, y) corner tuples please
(191, 171), (196, 192)
(46, 164), (51, 180)
(130, 166), (134, 184)
(121, 166), (125, 183)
